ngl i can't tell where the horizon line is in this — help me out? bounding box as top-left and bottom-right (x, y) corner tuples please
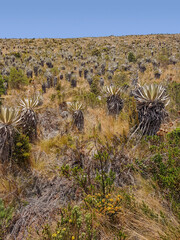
(0, 33), (180, 40)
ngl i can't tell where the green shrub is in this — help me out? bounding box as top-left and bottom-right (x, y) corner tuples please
(50, 93), (56, 101)
(167, 127), (180, 145)
(10, 52), (21, 58)
(158, 48), (170, 66)
(0, 75), (5, 96)
(128, 52), (136, 63)
(13, 132), (31, 165)
(41, 205), (98, 240)
(167, 81), (180, 111)
(113, 72), (129, 87)
(50, 67), (59, 76)
(8, 67), (28, 89)
(138, 128), (180, 218)
(0, 199), (14, 240)
(91, 48), (101, 57)
(90, 75), (100, 96)
(75, 91), (103, 108)
(127, 96), (139, 129)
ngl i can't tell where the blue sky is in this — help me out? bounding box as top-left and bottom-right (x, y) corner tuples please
(0, 0), (179, 38)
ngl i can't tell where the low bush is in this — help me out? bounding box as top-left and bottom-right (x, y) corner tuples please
(0, 199), (14, 240)
(13, 132), (31, 165)
(8, 67), (28, 89)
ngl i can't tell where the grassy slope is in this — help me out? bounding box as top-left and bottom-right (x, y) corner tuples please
(0, 34), (180, 240)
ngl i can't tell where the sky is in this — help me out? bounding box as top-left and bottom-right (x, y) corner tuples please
(0, 0), (179, 38)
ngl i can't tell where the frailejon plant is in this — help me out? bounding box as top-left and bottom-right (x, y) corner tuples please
(19, 95), (40, 141)
(0, 106), (21, 162)
(132, 84), (169, 136)
(103, 86), (123, 115)
(68, 102), (84, 131)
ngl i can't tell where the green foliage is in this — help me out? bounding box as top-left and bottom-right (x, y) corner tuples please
(42, 205), (98, 240)
(57, 91), (65, 103)
(90, 76), (100, 96)
(113, 72), (129, 87)
(61, 165), (88, 193)
(138, 128), (180, 218)
(56, 83), (61, 91)
(50, 93), (56, 101)
(158, 48), (170, 66)
(13, 132), (31, 164)
(75, 91), (103, 108)
(94, 151), (116, 195)
(0, 75), (5, 96)
(84, 193), (122, 220)
(167, 127), (180, 144)
(150, 150), (179, 198)
(167, 81), (180, 111)
(128, 52), (136, 63)
(117, 230), (127, 240)
(126, 96), (139, 129)
(91, 48), (101, 57)
(141, 201), (158, 221)
(61, 150), (116, 197)
(8, 67), (28, 89)
(50, 67), (59, 76)
(0, 199), (14, 240)
(10, 52), (21, 58)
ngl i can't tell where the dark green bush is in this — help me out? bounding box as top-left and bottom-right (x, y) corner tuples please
(113, 71), (129, 87)
(167, 81), (180, 110)
(90, 75), (100, 96)
(0, 75), (5, 96)
(138, 128), (180, 218)
(128, 52), (136, 63)
(10, 52), (21, 58)
(91, 48), (101, 57)
(8, 67), (28, 89)
(13, 132), (31, 165)
(127, 96), (139, 129)
(158, 48), (170, 66)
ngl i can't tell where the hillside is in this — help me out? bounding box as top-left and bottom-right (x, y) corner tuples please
(0, 34), (180, 240)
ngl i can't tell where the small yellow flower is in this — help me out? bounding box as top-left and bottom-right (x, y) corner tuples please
(62, 228), (66, 231)
(109, 198), (114, 202)
(69, 219), (72, 223)
(52, 233), (57, 237)
(72, 236), (75, 240)
(117, 195), (122, 198)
